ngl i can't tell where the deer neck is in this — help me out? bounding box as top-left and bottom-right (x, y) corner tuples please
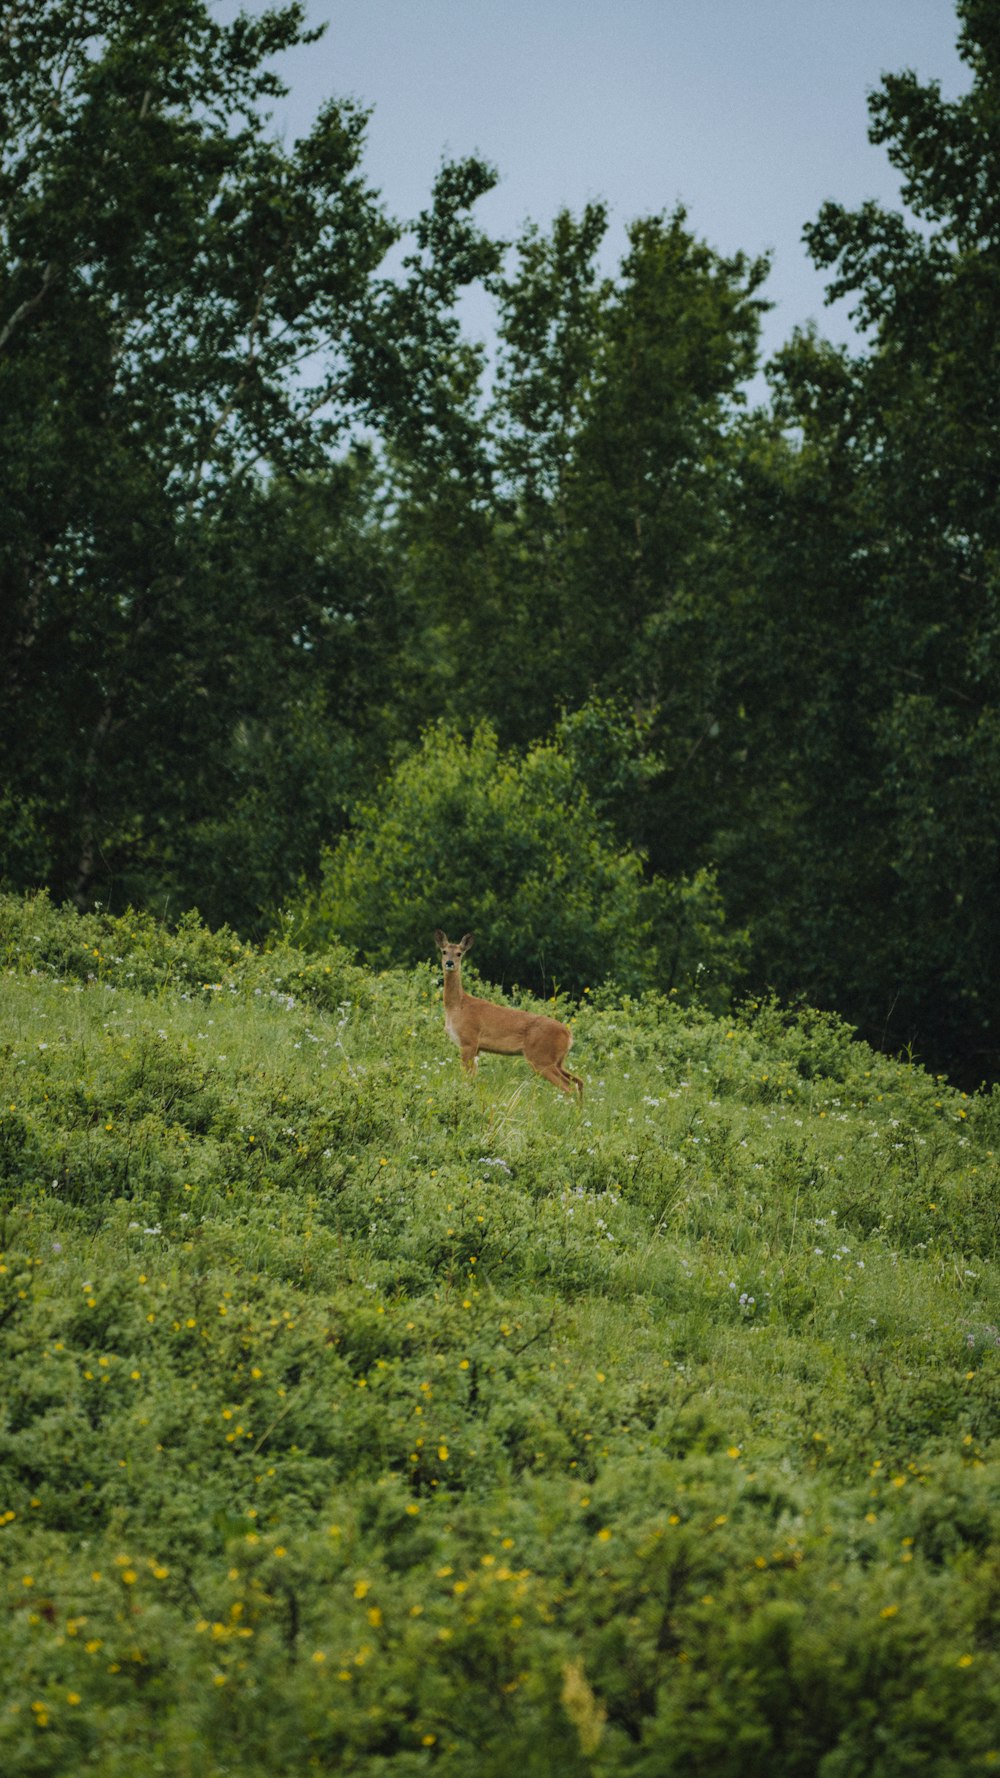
(443, 964), (465, 1011)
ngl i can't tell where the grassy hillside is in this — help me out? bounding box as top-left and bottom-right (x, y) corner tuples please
(1, 891), (998, 1777)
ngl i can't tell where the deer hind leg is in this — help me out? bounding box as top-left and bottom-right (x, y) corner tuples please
(531, 1060), (583, 1100)
(561, 1067), (584, 1102)
(553, 1034), (584, 1101)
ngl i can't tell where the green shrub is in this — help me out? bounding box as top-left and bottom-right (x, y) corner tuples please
(644, 866), (749, 1013)
(285, 721), (745, 1006)
(0, 890), (366, 1014)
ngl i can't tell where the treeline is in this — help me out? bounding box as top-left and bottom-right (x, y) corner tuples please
(2, 0), (998, 1083)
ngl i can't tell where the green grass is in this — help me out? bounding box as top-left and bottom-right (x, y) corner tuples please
(1, 891), (998, 1776)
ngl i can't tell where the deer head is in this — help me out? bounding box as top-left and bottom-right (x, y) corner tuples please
(434, 930), (474, 973)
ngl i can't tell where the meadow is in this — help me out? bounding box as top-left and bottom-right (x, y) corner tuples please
(0, 891), (997, 1776)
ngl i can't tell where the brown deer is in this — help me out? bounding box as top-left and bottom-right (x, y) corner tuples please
(434, 930), (583, 1100)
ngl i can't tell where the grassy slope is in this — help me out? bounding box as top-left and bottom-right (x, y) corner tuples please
(0, 892), (998, 1777)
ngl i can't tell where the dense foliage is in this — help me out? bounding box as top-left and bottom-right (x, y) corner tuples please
(288, 722), (746, 1008)
(0, 892), (997, 1774)
(0, 0), (497, 921)
(2, 0), (999, 1084)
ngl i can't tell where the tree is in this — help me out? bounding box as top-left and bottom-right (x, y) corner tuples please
(564, 210), (769, 700)
(695, 0), (1000, 1079)
(386, 204), (770, 751)
(0, 0), (499, 918)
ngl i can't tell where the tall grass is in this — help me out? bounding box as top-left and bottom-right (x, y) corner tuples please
(0, 892), (997, 1775)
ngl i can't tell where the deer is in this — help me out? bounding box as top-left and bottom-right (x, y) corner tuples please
(434, 930), (584, 1101)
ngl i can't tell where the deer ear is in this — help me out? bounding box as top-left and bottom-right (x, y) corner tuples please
(460, 933), (474, 953)
(434, 929), (447, 949)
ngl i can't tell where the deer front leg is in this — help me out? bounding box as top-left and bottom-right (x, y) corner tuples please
(460, 1046), (479, 1077)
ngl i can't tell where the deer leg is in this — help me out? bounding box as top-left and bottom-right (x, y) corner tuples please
(531, 1061), (581, 1098)
(555, 1064), (584, 1101)
(460, 1046), (479, 1078)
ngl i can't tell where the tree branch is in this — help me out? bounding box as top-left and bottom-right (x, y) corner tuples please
(0, 260), (61, 352)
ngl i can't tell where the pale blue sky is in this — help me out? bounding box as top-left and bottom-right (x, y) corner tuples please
(222, 0), (969, 386)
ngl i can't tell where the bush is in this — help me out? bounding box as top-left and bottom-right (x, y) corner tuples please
(287, 723), (647, 994)
(0, 890), (365, 1016)
(645, 867), (748, 1014)
(286, 722), (745, 1005)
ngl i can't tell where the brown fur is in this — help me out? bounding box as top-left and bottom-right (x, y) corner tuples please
(434, 931), (583, 1101)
